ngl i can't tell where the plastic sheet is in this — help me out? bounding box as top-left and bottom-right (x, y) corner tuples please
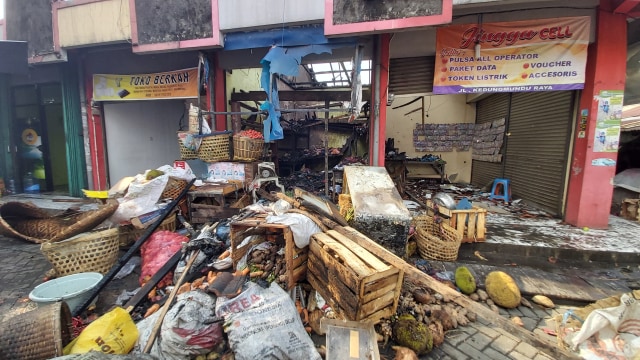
(140, 231), (187, 288)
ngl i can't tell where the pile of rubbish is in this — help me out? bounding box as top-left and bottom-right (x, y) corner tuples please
(4, 163), (635, 360)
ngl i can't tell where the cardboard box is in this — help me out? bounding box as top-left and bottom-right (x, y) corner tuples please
(206, 161), (258, 186)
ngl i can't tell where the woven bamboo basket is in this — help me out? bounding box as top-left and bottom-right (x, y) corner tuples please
(161, 177), (192, 215)
(118, 213), (177, 248)
(0, 201), (118, 244)
(0, 301), (72, 359)
(40, 228), (120, 277)
(197, 133), (230, 162)
(413, 215), (462, 261)
(161, 177), (189, 200)
(233, 135), (264, 161)
(177, 131), (197, 160)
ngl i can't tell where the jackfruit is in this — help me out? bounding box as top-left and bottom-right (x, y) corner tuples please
(146, 169), (165, 180)
(392, 319), (433, 354)
(455, 266), (476, 295)
(484, 271), (521, 309)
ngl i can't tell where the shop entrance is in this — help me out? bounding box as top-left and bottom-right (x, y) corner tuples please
(11, 83), (69, 193)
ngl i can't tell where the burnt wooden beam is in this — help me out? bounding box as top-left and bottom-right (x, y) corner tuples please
(124, 250), (182, 313)
(231, 90), (371, 102)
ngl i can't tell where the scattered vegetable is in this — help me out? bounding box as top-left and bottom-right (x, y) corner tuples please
(144, 303), (160, 318)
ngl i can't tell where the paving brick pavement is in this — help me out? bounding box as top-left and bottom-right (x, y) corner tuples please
(0, 235), (50, 323)
(0, 231), (581, 360)
(423, 302), (577, 359)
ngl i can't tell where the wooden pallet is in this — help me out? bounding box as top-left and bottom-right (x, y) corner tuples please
(308, 230), (403, 323)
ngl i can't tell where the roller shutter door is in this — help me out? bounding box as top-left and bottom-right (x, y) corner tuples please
(503, 91), (574, 215)
(471, 93), (510, 189)
(388, 57), (434, 95)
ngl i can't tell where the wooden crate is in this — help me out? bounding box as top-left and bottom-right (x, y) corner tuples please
(308, 230), (403, 323)
(188, 182), (242, 224)
(426, 200), (487, 243)
(621, 199), (640, 221)
(230, 217), (308, 290)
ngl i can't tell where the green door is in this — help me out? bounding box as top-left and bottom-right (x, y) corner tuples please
(12, 84), (68, 193)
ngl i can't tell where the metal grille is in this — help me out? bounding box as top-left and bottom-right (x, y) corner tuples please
(388, 57), (434, 95)
(471, 93), (510, 189)
(504, 91), (574, 215)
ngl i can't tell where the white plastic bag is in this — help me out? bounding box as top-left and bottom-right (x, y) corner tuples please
(266, 213), (322, 248)
(109, 165), (195, 224)
(216, 283), (321, 360)
(566, 293), (640, 359)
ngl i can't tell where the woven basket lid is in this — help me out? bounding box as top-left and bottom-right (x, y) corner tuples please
(0, 200), (119, 244)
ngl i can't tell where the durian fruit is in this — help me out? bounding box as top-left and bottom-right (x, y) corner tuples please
(392, 318), (433, 354)
(455, 266), (477, 295)
(485, 271), (521, 309)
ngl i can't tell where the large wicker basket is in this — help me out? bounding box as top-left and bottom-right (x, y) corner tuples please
(177, 131), (197, 160)
(233, 135), (264, 161)
(197, 133), (231, 162)
(413, 215), (462, 261)
(40, 228), (120, 277)
(118, 213), (177, 248)
(0, 302), (72, 360)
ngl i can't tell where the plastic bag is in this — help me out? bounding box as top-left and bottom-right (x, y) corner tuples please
(115, 256), (140, 279)
(64, 307), (138, 355)
(566, 293), (640, 358)
(216, 282), (321, 360)
(134, 291), (223, 360)
(140, 230), (187, 287)
(266, 213), (322, 248)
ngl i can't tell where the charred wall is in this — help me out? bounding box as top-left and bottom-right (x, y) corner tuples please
(134, 0), (213, 44)
(332, 0), (443, 25)
(5, 0), (54, 57)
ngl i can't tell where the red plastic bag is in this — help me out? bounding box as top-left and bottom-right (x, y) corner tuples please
(140, 230), (186, 287)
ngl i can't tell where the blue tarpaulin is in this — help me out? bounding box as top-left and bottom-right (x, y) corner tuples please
(259, 44), (349, 141)
(223, 25), (356, 51)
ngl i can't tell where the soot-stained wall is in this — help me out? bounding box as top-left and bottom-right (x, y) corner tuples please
(5, 0), (54, 57)
(332, 0), (443, 25)
(134, 0), (212, 44)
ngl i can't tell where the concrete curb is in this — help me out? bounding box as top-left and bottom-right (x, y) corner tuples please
(458, 242), (640, 267)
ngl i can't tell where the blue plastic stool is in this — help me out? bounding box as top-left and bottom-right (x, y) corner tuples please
(489, 178), (512, 202)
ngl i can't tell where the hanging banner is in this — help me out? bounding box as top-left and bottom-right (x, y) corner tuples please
(93, 68), (198, 101)
(433, 16), (590, 94)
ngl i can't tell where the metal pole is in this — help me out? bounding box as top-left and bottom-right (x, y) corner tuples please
(325, 100), (330, 197)
(197, 54), (203, 135)
(372, 35), (382, 166)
